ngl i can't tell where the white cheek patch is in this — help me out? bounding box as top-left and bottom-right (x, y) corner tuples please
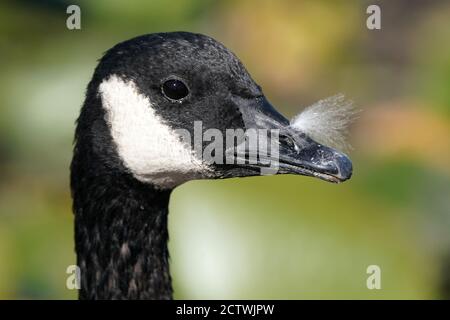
(99, 75), (210, 189)
(290, 94), (358, 152)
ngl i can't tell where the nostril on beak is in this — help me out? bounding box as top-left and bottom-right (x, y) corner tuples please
(279, 134), (300, 154)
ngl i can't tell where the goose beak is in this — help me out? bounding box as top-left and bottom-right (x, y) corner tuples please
(228, 95), (353, 183)
(276, 134), (353, 183)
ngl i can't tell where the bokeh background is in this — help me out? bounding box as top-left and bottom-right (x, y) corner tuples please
(0, 0), (449, 299)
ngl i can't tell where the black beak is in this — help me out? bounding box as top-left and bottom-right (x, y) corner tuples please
(226, 95), (353, 183)
(276, 133), (353, 183)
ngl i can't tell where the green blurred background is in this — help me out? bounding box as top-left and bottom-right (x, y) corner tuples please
(0, 0), (449, 299)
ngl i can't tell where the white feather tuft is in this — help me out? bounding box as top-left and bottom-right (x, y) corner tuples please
(290, 94), (358, 152)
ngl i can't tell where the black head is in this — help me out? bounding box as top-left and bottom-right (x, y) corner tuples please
(75, 32), (352, 189)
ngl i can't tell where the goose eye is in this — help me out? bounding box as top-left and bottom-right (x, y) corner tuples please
(162, 79), (189, 101)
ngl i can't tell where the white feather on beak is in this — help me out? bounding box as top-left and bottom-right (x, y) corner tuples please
(290, 94), (359, 152)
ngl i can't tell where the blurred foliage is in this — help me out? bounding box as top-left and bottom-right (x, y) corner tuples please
(0, 0), (449, 299)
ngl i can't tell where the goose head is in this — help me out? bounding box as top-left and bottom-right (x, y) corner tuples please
(83, 32), (352, 189)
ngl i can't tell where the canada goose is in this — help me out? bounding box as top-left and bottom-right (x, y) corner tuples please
(71, 32), (353, 300)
